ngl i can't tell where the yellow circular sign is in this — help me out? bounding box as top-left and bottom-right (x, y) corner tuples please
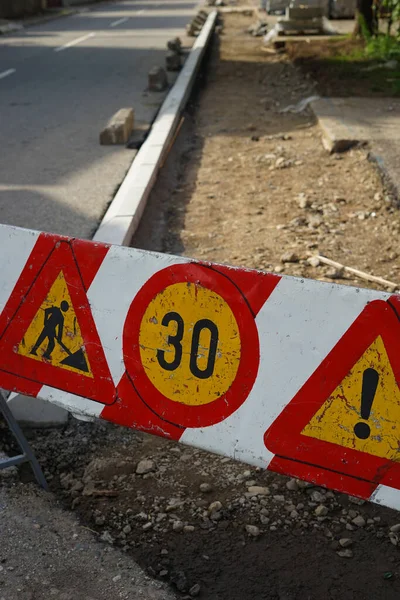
(139, 282), (241, 406)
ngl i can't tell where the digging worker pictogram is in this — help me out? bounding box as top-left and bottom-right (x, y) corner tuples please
(30, 301), (70, 359)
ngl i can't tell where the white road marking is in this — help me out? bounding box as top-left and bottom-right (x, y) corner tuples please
(110, 17), (129, 27)
(0, 69), (16, 80)
(54, 32), (95, 53)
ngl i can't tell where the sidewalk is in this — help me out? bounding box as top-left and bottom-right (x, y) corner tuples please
(0, 9), (75, 34)
(312, 97), (400, 198)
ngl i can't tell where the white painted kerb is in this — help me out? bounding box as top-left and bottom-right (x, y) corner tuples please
(93, 11), (218, 247)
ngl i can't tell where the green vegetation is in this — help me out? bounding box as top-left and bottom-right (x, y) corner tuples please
(287, 1), (400, 96)
(364, 33), (400, 59)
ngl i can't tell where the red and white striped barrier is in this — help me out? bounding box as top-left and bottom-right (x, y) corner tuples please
(1, 224), (400, 510)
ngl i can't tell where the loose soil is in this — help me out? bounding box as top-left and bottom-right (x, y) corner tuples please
(5, 11), (400, 600)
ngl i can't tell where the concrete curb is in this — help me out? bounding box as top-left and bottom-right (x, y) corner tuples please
(311, 98), (362, 153)
(368, 151), (400, 203)
(93, 10), (218, 246)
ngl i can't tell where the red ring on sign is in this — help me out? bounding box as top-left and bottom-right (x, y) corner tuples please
(123, 263), (260, 429)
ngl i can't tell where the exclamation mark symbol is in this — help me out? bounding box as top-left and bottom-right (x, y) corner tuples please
(353, 368), (379, 440)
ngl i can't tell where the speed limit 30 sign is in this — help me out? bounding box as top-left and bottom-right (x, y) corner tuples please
(123, 263), (260, 428)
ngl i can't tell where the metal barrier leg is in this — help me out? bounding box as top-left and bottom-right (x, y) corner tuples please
(0, 390), (48, 490)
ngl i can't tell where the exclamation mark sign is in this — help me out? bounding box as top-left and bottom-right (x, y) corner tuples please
(353, 368), (379, 440)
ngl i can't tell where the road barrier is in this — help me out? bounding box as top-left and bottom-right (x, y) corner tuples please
(2, 224), (400, 510)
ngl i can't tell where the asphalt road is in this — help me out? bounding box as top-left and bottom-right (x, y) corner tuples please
(0, 0), (197, 239)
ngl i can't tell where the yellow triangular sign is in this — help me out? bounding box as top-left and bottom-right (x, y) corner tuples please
(18, 271), (93, 378)
(301, 336), (400, 461)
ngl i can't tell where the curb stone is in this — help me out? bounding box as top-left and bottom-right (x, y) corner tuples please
(93, 10), (218, 246)
(311, 99), (362, 153)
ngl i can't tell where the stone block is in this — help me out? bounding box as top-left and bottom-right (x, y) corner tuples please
(148, 66), (168, 92)
(193, 14), (207, 26)
(287, 6), (324, 20)
(167, 37), (182, 53)
(100, 108), (134, 145)
(166, 51), (181, 72)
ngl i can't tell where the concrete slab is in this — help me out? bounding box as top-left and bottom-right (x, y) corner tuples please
(311, 97), (400, 196)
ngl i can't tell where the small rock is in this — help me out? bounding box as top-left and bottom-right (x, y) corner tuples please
(210, 511), (222, 522)
(390, 523), (400, 533)
(189, 583), (201, 597)
(170, 570), (188, 593)
(310, 490), (325, 503)
(180, 453), (192, 462)
(100, 531), (114, 544)
(247, 486), (270, 496)
(172, 520), (184, 532)
(352, 515), (366, 528)
(122, 524), (131, 534)
(184, 525), (195, 533)
(308, 215), (323, 229)
(286, 479), (299, 492)
(199, 482), (213, 493)
(208, 501), (222, 513)
(337, 549), (353, 558)
(281, 252), (299, 264)
(339, 538), (353, 548)
(298, 195), (311, 209)
(159, 570), (168, 577)
(307, 256), (320, 268)
(136, 459), (155, 475)
(245, 524), (260, 537)
(112, 575), (121, 583)
(273, 495), (285, 502)
(326, 267), (344, 280)
(275, 157), (286, 168)
(290, 216), (308, 227)
(142, 522), (153, 531)
(389, 533), (399, 546)
(315, 505), (329, 517)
